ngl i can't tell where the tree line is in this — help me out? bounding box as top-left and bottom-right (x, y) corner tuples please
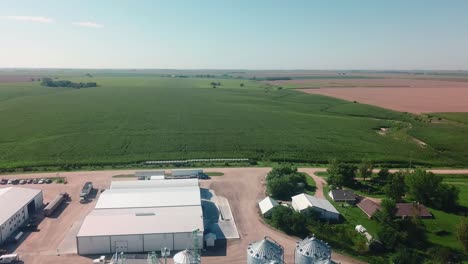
(327, 160), (460, 212)
(41, 78), (98, 89)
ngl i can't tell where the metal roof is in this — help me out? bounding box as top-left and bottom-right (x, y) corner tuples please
(77, 206), (204, 237)
(95, 186), (201, 209)
(296, 236), (331, 260)
(110, 179), (199, 189)
(247, 237), (283, 262)
(292, 193), (339, 214)
(329, 189), (356, 201)
(258, 197), (279, 215)
(396, 203), (432, 218)
(0, 187), (42, 225)
(173, 249), (198, 264)
(357, 199), (380, 218)
(135, 171), (165, 177)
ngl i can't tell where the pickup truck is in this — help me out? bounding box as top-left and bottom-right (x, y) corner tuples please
(80, 182), (93, 203)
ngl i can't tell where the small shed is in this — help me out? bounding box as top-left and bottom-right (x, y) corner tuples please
(258, 196), (279, 217)
(328, 189), (356, 203)
(204, 233), (216, 247)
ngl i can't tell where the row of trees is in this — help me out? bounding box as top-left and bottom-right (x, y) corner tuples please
(41, 78), (98, 89)
(383, 169), (459, 211)
(327, 160), (460, 212)
(326, 158), (374, 188)
(266, 166), (307, 200)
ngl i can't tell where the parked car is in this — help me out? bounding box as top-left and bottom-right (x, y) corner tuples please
(32, 179), (39, 184)
(0, 253), (20, 263)
(45, 179), (52, 184)
(0, 179), (7, 185)
(19, 180), (26, 185)
(38, 179), (45, 184)
(26, 179), (33, 184)
(7, 179), (13, 184)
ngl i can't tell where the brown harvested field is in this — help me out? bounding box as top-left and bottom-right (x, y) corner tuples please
(0, 75), (35, 83)
(271, 78), (468, 113)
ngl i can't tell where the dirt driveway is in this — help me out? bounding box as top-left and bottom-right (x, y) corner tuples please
(201, 168), (365, 264)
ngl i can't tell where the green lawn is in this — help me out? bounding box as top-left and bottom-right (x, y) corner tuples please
(304, 173), (316, 195)
(0, 74), (467, 169)
(424, 209), (465, 251)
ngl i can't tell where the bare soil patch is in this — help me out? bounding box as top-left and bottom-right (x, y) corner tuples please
(290, 79), (468, 113)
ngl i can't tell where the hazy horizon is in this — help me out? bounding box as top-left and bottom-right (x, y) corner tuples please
(1, 0), (468, 70)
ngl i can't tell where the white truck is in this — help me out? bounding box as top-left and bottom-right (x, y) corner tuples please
(0, 254), (20, 263)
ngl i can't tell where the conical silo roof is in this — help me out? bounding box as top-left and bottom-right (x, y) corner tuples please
(247, 237), (283, 261)
(173, 249), (198, 264)
(296, 236), (331, 261)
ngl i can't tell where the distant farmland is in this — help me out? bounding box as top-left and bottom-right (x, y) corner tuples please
(0, 74), (467, 169)
(270, 78), (468, 113)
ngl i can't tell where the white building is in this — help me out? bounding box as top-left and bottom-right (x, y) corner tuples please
(291, 193), (340, 221)
(258, 196), (279, 217)
(76, 179), (204, 255)
(0, 187), (43, 244)
(136, 171), (165, 180)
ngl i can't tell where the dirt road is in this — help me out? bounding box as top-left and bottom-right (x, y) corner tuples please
(201, 168), (365, 264)
(299, 168), (327, 198)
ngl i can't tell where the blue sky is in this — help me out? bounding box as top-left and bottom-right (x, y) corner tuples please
(1, 0), (467, 69)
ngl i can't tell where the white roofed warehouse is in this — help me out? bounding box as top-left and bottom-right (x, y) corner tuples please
(291, 193), (340, 221)
(76, 179), (204, 255)
(0, 187), (43, 245)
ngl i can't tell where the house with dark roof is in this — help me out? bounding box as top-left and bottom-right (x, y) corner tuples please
(328, 189), (356, 203)
(395, 203), (432, 219)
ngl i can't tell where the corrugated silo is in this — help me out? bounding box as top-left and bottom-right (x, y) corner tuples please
(173, 249), (199, 264)
(295, 235), (332, 264)
(247, 236), (284, 264)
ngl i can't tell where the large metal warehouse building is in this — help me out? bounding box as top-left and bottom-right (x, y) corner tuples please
(76, 179), (204, 255)
(0, 187), (43, 244)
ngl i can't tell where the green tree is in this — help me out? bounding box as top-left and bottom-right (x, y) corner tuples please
(391, 248), (422, 264)
(405, 169), (459, 211)
(375, 199), (397, 224)
(376, 167), (390, 184)
(269, 206), (308, 236)
(327, 160), (356, 188)
(457, 217), (468, 252)
(266, 166), (306, 200)
(358, 159), (373, 182)
(240, 83), (244, 87)
(384, 171), (406, 201)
